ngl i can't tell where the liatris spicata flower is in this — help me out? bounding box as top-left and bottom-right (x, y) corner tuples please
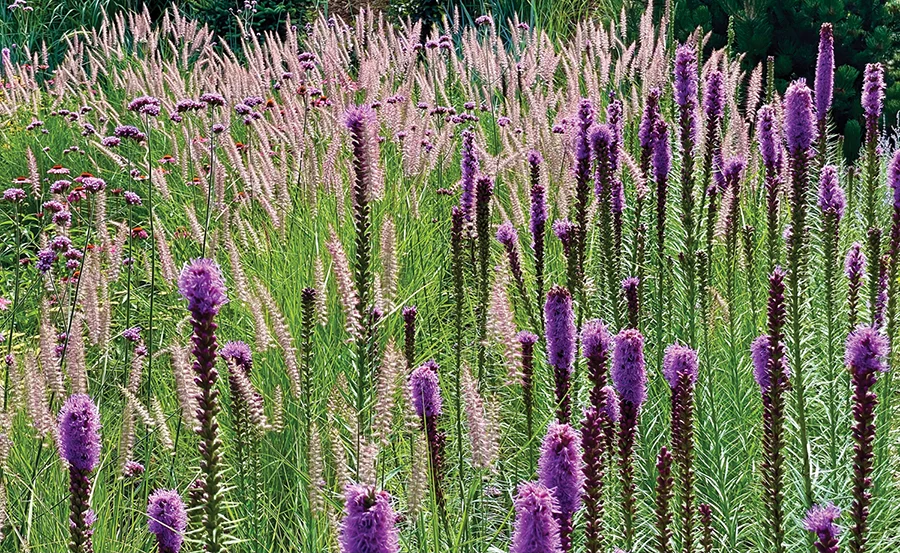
(846, 326), (888, 553)
(582, 319), (613, 405)
(846, 243), (867, 331)
(593, 125), (621, 326)
(475, 175), (494, 381)
(510, 482), (561, 553)
(756, 105), (782, 271)
(58, 394), (101, 553)
(623, 276), (640, 329)
(402, 306), (417, 371)
(663, 344), (698, 553)
(409, 361), (445, 509)
(815, 24), (834, 126)
(639, 89), (662, 178)
(178, 259), (228, 553)
(759, 267), (788, 553)
(581, 404), (605, 553)
(571, 99), (594, 311)
(612, 328), (646, 549)
(703, 70), (726, 182)
(339, 485), (400, 553)
(459, 129), (479, 221)
(498, 222), (535, 327)
(221, 340), (257, 475)
(545, 285), (576, 423)
(818, 164), (846, 467)
(653, 446), (674, 553)
(699, 504), (713, 553)
(529, 150), (547, 330)
(538, 423), (583, 552)
(862, 63), (885, 143)
(519, 330), (539, 469)
(784, 78), (816, 507)
(147, 489), (188, 553)
(805, 503), (841, 553)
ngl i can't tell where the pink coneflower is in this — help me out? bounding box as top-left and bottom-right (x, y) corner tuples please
(48, 164), (69, 175)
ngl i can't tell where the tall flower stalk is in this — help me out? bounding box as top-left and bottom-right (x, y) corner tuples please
(339, 485), (400, 553)
(581, 320), (612, 553)
(178, 259), (228, 553)
(753, 268), (789, 553)
(346, 106), (378, 468)
(59, 394), (101, 553)
(805, 503), (841, 553)
(846, 244), (867, 331)
(663, 344), (699, 553)
(861, 64), (885, 320)
(674, 43), (699, 345)
(529, 151), (547, 333)
(571, 99), (594, 320)
(475, 175), (494, 382)
(510, 482), (561, 553)
(757, 105), (782, 271)
(545, 286), (576, 423)
(784, 79), (817, 508)
(817, 165), (846, 470)
(652, 118), (671, 363)
(815, 23), (834, 168)
(518, 331), (539, 472)
(409, 361), (445, 512)
(450, 206), (466, 482)
(846, 326), (889, 553)
(653, 446), (674, 553)
(612, 328), (647, 550)
(538, 423), (583, 552)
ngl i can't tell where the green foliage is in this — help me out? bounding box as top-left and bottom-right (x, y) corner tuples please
(184, 0), (320, 51)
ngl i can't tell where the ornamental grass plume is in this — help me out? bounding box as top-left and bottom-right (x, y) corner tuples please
(340, 485), (400, 553)
(58, 393), (101, 553)
(528, 150), (547, 331)
(846, 243), (867, 331)
(805, 503), (841, 553)
(756, 267), (789, 553)
(784, 78), (816, 508)
(538, 423), (583, 553)
(545, 285), (576, 423)
(818, 165), (846, 468)
(178, 258), (228, 553)
(663, 344), (698, 553)
(409, 361), (445, 510)
(510, 481), (561, 553)
(612, 328), (646, 549)
(147, 489), (188, 553)
(653, 447), (674, 553)
(845, 326), (889, 553)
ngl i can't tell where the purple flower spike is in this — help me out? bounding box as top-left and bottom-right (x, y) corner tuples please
(510, 482), (562, 553)
(662, 344), (698, 389)
(862, 63), (885, 121)
(751, 334), (791, 391)
(58, 394), (102, 471)
(815, 24), (834, 120)
(804, 502), (841, 536)
(703, 71), (726, 121)
(817, 165), (845, 220)
(459, 130), (479, 220)
(220, 340), (253, 373)
(409, 361), (442, 418)
(497, 222), (518, 247)
(612, 328), (647, 408)
(845, 326), (889, 376)
(599, 386), (620, 423)
(147, 489), (188, 553)
(639, 89), (662, 149)
(889, 149), (900, 210)
(340, 485), (400, 553)
(581, 319), (612, 366)
(845, 243), (866, 280)
(784, 80), (817, 155)
(545, 286), (576, 372)
(178, 259), (228, 318)
(757, 105), (780, 170)
(674, 43), (698, 108)
(539, 422), (583, 517)
(538, 423), (583, 552)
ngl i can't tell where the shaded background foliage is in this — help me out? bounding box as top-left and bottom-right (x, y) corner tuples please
(0, 0), (898, 156)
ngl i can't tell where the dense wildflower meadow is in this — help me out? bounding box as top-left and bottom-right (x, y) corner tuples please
(0, 5), (899, 553)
